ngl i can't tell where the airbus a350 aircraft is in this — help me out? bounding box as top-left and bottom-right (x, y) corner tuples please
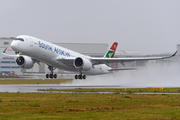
(2, 35), (178, 79)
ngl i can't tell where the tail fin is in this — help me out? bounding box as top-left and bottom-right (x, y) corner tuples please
(104, 42), (118, 58)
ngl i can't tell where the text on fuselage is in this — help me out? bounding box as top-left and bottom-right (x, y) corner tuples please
(38, 41), (70, 57)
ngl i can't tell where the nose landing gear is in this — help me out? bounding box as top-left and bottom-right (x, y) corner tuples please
(46, 66), (57, 79)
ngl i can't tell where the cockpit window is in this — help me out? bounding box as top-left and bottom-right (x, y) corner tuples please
(14, 38), (24, 42)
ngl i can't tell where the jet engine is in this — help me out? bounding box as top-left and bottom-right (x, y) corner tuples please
(16, 56), (34, 69)
(73, 57), (92, 71)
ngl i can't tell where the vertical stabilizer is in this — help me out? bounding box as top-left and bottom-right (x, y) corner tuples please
(104, 42), (118, 58)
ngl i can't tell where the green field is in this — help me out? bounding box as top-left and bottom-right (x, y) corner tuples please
(0, 79), (180, 119)
(0, 93), (180, 120)
(39, 87), (180, 93)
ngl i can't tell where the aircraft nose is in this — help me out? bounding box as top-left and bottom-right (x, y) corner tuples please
(11, 40), (18, 51)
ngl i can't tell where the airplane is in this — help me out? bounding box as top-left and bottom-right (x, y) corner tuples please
(2, 35), (178, 79)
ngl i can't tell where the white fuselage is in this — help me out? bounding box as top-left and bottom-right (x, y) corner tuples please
(11, 35), (112, 75)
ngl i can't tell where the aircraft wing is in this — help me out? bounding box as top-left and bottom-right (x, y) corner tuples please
(55, 57), (75, 67)
(55, 51), (178, 67)
(2, 48), (17, 57)
(91, 50), (178, 65)
(2, 48), (41, 65)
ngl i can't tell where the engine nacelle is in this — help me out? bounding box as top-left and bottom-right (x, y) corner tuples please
(16, 56), (34, 69)
(73, 57), (92, 71)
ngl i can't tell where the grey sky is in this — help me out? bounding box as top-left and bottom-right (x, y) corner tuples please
(0, 0), (179, 54)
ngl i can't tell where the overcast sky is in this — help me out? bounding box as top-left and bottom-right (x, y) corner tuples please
(0, 0), (179, 54)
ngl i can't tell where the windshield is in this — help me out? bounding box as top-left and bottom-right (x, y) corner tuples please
(14, 38), (24, 42)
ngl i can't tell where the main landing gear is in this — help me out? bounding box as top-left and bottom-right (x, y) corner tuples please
(46, 66), (57, 79)
(75, 74), (86, 80)
(75, 71), (86, 80)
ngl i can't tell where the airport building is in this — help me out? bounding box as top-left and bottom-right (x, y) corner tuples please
(0, 37), (179, 75)
(0, 37), (20, 75)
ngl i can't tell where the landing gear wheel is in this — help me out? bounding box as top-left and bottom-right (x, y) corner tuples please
(50, 74), (53, 78)
(78, 75), (82, 79)
(46, 74), (49, 78)
(75, 75), (78, 79)
(46, 74), (57, 79)
(54, 74), (57, 79)
(46, 66), (57, 79)
(83, 75), (86, 79)
(74, 74), (86, 80)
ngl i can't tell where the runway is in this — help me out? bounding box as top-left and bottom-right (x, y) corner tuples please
(0, 84), (129, 93)
(0, 84), (180, 95)
(0, 66), (180, 94)
(0, 74), (74, 80)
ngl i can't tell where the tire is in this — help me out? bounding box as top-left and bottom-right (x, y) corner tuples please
(78, 75), (82, 79)
(83, 75), (86, 79)
(50, 74), (53, 79)
(54, 74), (57, 79)
(75, 75), (78, 79)
(46, 74), (49, 78)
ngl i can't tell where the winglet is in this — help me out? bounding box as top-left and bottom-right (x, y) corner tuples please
(2, 48), (7, 54)
(2, 48), (17, 57)
(172, 50), (178, 57)
(162, 50), (178, 59)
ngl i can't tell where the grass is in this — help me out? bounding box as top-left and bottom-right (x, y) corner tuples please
(0, 79), (179, 119)
(0, 79), (73, 84)
(0, 93), (180, 119)
(39, 87), (180, 93)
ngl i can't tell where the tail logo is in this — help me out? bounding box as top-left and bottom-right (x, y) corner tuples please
(104, 42), (118, 58)
(114, 45), (117, 50)
(108, 52), (115, 58)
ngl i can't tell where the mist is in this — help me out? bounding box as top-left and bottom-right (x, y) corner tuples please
(68, 61), (180, 87)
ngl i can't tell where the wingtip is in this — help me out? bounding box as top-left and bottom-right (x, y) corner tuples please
(172, 50), (178, 57)
(2, 48), (7, 54)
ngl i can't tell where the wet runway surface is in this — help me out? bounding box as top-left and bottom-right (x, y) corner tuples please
(0, 84), (180, 95)
(0, 72), (180, 94)
(0, 74), (74, 80)
(0, 84), (127, 93)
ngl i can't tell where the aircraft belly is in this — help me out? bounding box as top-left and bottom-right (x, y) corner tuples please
(50, 61), (76, 72)
(83, 68), (109, 75)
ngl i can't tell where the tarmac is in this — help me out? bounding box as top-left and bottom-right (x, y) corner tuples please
(0, 74), (127, 93)
(0, 84), (125, 93)
(0, 73), (180, 94)
(0, 84), (180, 95)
